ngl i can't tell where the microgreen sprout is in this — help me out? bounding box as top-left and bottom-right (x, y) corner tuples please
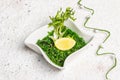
(48, 7), (76, 40)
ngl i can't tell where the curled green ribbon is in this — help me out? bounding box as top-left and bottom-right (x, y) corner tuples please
(77, 0), (117, 80)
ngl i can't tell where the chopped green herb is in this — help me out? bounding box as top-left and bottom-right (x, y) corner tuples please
(37, 29), (86, 66)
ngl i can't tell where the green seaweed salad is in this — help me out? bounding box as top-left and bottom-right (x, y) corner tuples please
(36, 7), (86, 66)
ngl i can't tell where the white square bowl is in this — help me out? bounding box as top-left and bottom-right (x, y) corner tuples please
(24, 19), (94, 69)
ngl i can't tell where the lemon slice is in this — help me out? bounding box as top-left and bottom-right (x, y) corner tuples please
(55, 38), (76, 51)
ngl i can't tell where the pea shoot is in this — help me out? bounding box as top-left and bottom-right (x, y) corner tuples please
(48, 7), (76, 39)
(78, 0), (117, 80)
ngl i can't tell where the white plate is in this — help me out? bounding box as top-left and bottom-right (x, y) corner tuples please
(24, 19), (94, 69)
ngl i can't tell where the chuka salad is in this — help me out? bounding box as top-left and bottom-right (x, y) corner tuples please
(36, 7), (86, 66)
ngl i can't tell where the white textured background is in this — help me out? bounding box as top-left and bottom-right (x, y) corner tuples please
(0, 0), (120, 80)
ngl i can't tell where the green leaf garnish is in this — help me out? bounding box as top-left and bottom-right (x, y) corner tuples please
(48, 7), (76, 39)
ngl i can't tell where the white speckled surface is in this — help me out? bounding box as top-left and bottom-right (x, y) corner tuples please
(0, 0), (120, 80)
